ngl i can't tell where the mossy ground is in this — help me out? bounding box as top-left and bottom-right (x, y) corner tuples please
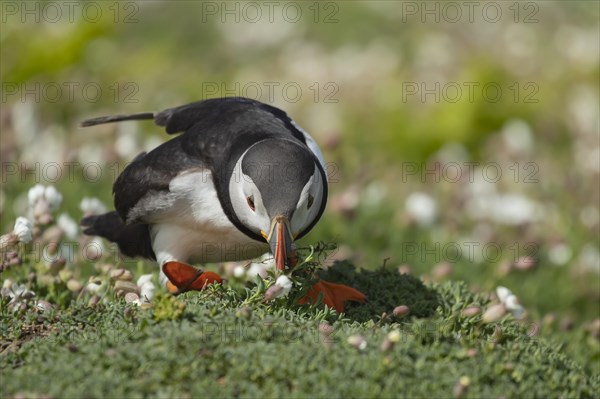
(1, 262), (598, 398)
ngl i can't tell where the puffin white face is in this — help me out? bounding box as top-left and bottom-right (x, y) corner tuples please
(227, 140), (326, 271)
(229, 160), (324, 239)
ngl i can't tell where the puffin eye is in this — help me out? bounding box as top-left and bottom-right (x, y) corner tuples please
(307, 194), (314, 209)
(246, 195), (256, 211)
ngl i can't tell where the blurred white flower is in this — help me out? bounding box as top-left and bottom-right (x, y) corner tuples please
(363, 182), (387, 207)
(80, 197), (107, 215)
(86, 280), (103, 294)
(578, 244), (600, 274)
(566, 85), (599, 137)
(115, 123), (140, 158)
(246, 253), (275, 279)
(275, 275), (293, 297)
(496, 286), (512, 303)
(347, 335), (367, 351)
(555, 26), (599, 71)
(548, 243), (572, 266)
(137, 274), (153, 287)
(13, 217), (33, 244)
(28, 184), (46, 206)
(504, 295), (525, 319)
(467, 193), (542, 226)
(495, 286), (525, 319)
(44, 186), (62, 211)
(501, 119), (534, 155)
(28, 184), (63, 212)
(263, 275), (293, 300)
(2, 283), (35, 311)
(219, 17), (297, 49)
(57, 214), (79, 240)
(405, 192), (437, 226)
(137, 274), (155, 303)
(434, 143), (469, 164)
(233, 265), (246, 278)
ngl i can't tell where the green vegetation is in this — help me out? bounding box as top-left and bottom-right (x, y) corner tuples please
(1, 1), (598, 397)
(1, 262), (598, 398)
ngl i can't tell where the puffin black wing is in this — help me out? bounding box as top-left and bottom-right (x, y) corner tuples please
(81, 97), (316, 224)
(112, 136), (204, 223)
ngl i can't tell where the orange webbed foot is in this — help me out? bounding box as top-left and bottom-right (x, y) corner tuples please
(162, 261), (223, 294)
(298, 279), (366, 313)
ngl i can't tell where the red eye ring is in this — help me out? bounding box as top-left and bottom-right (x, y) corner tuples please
(246, 195), (255, 211)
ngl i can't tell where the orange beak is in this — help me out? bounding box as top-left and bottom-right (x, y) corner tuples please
(267, 216), (294, 271)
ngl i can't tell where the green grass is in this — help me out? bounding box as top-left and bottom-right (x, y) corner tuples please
(1, 262), (598, 398)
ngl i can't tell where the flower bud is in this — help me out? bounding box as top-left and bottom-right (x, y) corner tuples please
(393, 305), (410, 318)
(67, 279), (83, 293)
(125, 292), (140, 304)
(461, 306), (481, 317)
(387, 330), (401, 343)
(482, 303), (506, 323)
(109, 268), (133, 281)
(318, 322), (335, 337)
(36, 300), (55, 312)
(514, 256), (536, 271)
(397, 264), (412, 275)
(88, 295), (101, 307)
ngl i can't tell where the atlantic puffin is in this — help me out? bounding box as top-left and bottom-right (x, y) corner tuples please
(80, 97), (365, 311)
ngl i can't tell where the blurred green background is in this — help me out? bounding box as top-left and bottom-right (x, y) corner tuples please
(1, 0), (598, 326)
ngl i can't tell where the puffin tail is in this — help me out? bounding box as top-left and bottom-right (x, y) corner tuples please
(80, 112), (155, 127)
(80, 211), (155, 260)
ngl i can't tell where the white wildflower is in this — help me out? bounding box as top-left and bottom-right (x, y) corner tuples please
(246, 253), (275, 279)
(495, 286), (525, 319)
(347, 335), (367, 351)
(13, 217), (33, 244)
(501, 119), (534, 155)
(136, 274), (153, 287)
(233, 265), (246, 278)
(405, 192), (437, 226)
(467, 193), (542, 226)
(80, 197), (107, 215)
(139, 282), (155, 303)
(264, 275), (293, 300)
(28, 184), (46, 206)
(137, 274), (155, 303)
(504, 295), (525, 319)
(275, 275), (293, 297)
(578, 244), (600, 274)
(27, 184), (63, 215)
(495, 286), (512, 303)
(548, 243), (572, 266)
(86, 278), (104, 294)
(44, 186), (62, 211)
(5, 283), (35, 310)
(57, 214), (79, 239)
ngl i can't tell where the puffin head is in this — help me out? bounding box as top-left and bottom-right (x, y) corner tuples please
(228, 138), (327, 270)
